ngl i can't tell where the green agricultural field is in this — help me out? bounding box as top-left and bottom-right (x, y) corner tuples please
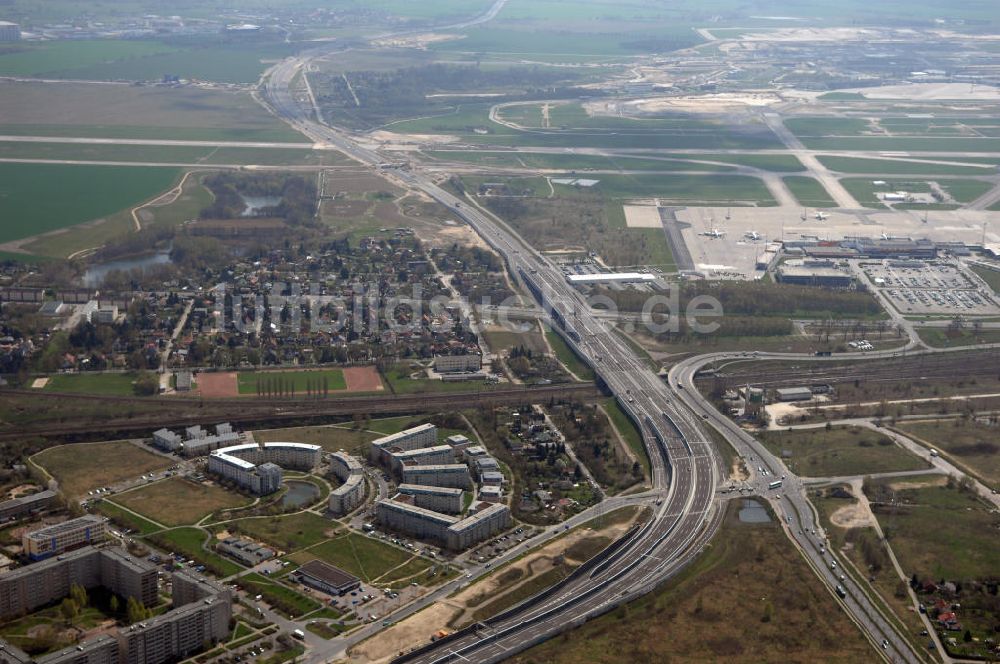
(0, 163), (180, 248)
(149, 527), (241, 577)
(237, 369), (347, 395)
(756, 426), (928, 477)
(114, 477), (253, 527)
(288, 533), (433, 585)
(0, 81), (308, 143)
(548, 173), (775, 205)
(783, 176), (836, 208)
(818, 156), (997, 176)
(865, 480), (1000, 580)
(32, 441), (172, 498)
(0, 142), (337, 166)
(0, 39), (300, 84)
(224, 513), (338, 552)
(42, 372), (149, 396)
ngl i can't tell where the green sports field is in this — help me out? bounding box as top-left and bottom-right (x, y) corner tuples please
(237, 369), (347, 395)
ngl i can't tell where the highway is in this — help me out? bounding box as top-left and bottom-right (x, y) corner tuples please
(258, 14), (734, 664)
(254, 6), (925, 661)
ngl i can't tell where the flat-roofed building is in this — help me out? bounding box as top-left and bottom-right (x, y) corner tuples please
(328, 452), (365, 516)
(375, 499), (458, 543)
(401, 464), (472, 490)
(390, 445), (454, 473)
(474, 456), (500, 478)
(291, 560), (360, 596)
(218, 537), (275, 566)
(480, 471), (505, 487)
(463, 446), (487, 462)
(775, 387), (813, 402)
(152, 428), (182, 452)
(260, 442), (322, 471)
(118, 592), (230, 664)
(207, 441), (318, 495)
(446, 503), (512, 550)
(370, 424), (437, 463)
(396, 484), (463, 514)
(0, 546), (156, 620)
(433, 354), (482, 373)
(478, 485), (503, 503)
(171, 569), (231, 607)
(37, 634), (119, 664)
(22, 515), (108, 561)
(0, 490), (56, 522)
(445, 434), (471, 452)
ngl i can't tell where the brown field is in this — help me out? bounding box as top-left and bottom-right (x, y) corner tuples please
(196, 371), (238, 398)
(506, 502), (872, 664)
(343, 366), (384, 392)
(112, 476), (252, 527)
(32, 441), (172, 498)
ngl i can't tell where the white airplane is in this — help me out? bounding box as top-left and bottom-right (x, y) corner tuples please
(702, 228), (726, 238)
(814, 211), (829, 221)
(744, 231), (761, 241)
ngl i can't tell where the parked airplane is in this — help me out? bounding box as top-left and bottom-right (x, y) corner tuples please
(744, 231), (761, 241)
(702, 228), (726, 238)
(814, 211), (829, 221)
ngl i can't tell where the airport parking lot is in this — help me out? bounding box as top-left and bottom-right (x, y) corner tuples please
(861, 260), (1000, 315)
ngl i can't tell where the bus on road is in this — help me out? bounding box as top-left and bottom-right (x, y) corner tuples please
(768, 480), (783, 490)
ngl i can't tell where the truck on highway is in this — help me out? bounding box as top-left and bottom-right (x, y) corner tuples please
(768, 480), (783, 490)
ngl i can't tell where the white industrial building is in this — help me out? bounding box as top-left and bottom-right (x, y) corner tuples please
(567, 272), (657, 285)
(329, 451), (366, 516)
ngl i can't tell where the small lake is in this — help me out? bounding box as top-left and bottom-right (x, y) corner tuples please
(738, 498), (772, 523)
(82, 250), (172, 287)
(282, 480), (320, 509)
(241, 195), (281, 217)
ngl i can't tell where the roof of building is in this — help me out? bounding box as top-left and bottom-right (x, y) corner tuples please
(0, 489), (56, 510)
(392, 445), (453, 459)
(567, 272), (657, 284)
(448, 503), (509, 533)
(397, 483), (464, 497)
(297, 559), (360, 588)
(372, 424), (436, 449)
(24, 514), (106, 540)
(378, 499), (459, 525)
(402, 464), (470, 474)
(262, 442), (322, 452)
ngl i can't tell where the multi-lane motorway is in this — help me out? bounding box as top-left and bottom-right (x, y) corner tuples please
(255, 8), (924, 662)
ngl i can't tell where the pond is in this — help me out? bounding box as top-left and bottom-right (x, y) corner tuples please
(82, 249), (172, 287)
(282, 480), (320, 509)
(241, 195), (282, 217)
(738, 498), (772, 523)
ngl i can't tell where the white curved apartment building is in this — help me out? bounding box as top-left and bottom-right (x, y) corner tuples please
(208, 442), (322, 495)
(328, 451), (366, 516)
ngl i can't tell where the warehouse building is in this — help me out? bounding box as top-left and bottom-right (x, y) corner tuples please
(396, 484), (464, 514)
(291, 560), (360, 597)
(328, 451), (366, 516)
(22, 515), (108, 561)
(775, 387), (814, 402)
(401, 464), (472, 490)
(0, 490), (56, 523)
(370, 424), (438, 464)
(776, 261), (855, 288)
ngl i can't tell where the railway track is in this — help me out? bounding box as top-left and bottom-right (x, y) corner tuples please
(0, 383), (600, 441)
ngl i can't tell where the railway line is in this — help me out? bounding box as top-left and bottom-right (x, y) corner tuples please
(0, 383), (600, 441)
